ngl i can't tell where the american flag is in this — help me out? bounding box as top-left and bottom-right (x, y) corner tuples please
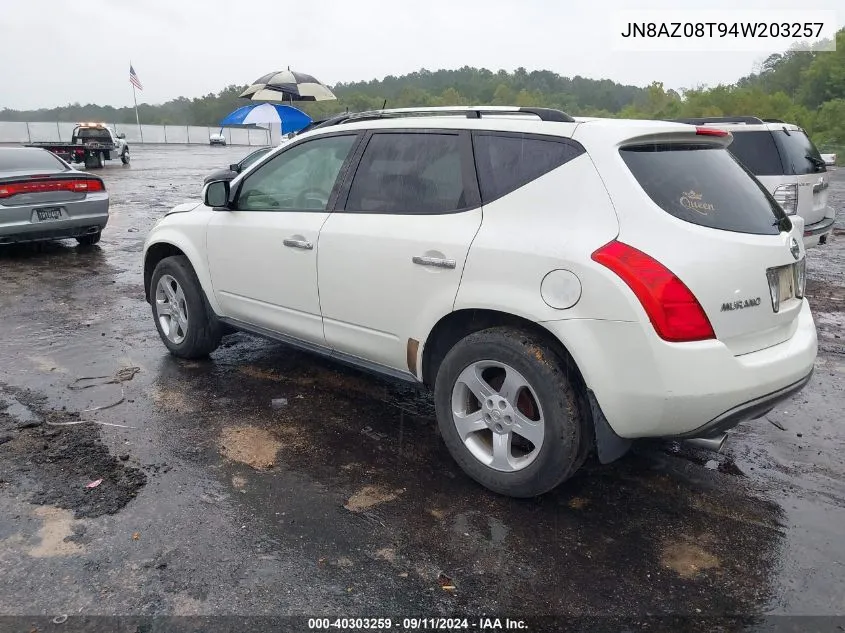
(129, 65), (143, 91)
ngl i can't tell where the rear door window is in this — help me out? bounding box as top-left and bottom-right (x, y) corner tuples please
(344, 132), (473, 214)
(726, 131), (784, 176)
(771, 130), (826, 175)
(620, 143), (787, 235)
(472, 132), (585, 204)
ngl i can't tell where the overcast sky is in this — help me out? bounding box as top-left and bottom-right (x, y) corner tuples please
(0, 0), (839, 110)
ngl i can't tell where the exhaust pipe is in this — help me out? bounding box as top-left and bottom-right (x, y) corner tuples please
(684, 433), (728, 452)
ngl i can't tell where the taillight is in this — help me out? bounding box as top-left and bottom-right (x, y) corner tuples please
(695, 127), (728, 137)
(591, 240), (715, 342)
(0, 178), (104, 199)
(794, 257), (806, 299)
(773, 184), (798, 215)
(766, 268), (781, 313)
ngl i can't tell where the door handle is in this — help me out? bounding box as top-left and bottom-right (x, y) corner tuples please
(283, 238), (313, 250)
(412, 256), (456, 269)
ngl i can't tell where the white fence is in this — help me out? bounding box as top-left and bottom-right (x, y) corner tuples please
(0, 121), (270, 146)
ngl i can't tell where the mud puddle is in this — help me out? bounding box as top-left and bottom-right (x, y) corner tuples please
(0, 384), (146, 518)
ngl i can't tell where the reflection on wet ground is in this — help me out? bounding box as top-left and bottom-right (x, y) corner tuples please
(0, 146), (843, 626)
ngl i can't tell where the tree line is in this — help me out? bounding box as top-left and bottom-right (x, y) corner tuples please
(1, 29), (842, 155)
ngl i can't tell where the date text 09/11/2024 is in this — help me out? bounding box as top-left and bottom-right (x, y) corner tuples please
(307, 617), (529, 630)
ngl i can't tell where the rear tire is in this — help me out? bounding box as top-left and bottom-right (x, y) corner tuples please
(150, 255), (222, 359)
(76, 231), (101, 246)
(434, 327), (589, 497)
(84, 152), (104, 168)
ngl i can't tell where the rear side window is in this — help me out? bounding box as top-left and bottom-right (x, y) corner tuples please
(345, 133), (468, 214)
(772, 129), (826, 175)
(726, 131), (784, 176)
(473, 133), (585, 203)
(621, 144), (787, 235)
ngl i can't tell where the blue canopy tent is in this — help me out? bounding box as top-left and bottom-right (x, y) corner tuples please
(220, 103), (312, 134)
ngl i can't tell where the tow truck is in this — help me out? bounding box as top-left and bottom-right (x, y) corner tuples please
(26, 123), (130, 169)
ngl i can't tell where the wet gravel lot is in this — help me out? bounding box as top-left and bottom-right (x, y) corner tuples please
(0, 145), (843, 631)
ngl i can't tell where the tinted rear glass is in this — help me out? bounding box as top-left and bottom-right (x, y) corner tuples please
(772, 129), (826, 175)
(620, 144), (787, 235)
(726, 131), (784, 175)
(0, 149), (66, 171)
(345, 133), (467, 214)
(74, 128), (111, 141)
(473, 133), (584, 203)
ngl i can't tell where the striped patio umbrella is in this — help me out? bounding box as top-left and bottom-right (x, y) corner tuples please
(239, 69), (336, 102)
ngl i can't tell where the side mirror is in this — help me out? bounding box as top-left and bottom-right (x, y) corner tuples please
(204, 180), (230, 208)
(117, 133), (126, 139)
(229, 163), (240, 173)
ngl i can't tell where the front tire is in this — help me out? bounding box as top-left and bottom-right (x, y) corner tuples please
(121, 149), (130, 164)
(150, 255), (222, 359)
(434, 327), (589, 497)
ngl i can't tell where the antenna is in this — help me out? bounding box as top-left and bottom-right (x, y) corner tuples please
(382, 99), (387, 110)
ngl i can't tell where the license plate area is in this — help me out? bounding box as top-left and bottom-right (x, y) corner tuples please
(32, 207), (65, 222)
(766, 261), (804, 313)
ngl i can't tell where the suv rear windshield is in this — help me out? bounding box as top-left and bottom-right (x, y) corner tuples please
(621, 143), (787, 235)
(771, 129), (826, 175)
(726, 131), (783, 175)
(727, 129), (826, 176)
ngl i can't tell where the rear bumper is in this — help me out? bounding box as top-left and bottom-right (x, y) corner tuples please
(0, 223), (104, 244)
(542, 300), (818, 438)
(674, 369), (813, 439)
(803, 209), (836, 247)
(0, 197), (109, 244)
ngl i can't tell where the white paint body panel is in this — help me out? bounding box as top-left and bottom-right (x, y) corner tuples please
(541, 301), (816, 437)
(143, 207), (219, 313)
(206, 210), (328, 345)
(318, 209), (482, 372)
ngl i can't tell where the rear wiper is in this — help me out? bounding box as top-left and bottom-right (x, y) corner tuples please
(773, 216), (791, 231)
(806, 154), (825, 169)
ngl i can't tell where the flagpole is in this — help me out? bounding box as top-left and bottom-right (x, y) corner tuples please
(131, 62), (143, 143)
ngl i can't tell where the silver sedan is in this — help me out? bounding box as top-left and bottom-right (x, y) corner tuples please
(0, 147), (109, 246)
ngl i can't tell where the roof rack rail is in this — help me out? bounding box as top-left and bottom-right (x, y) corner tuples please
(669, 116), (765, 125)
(762, 118), (786, 123)
(308, 106), (575, 131)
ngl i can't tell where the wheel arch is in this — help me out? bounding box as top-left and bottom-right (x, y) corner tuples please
(420, 309), (586, 390)
(143, 238), (217, 314)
